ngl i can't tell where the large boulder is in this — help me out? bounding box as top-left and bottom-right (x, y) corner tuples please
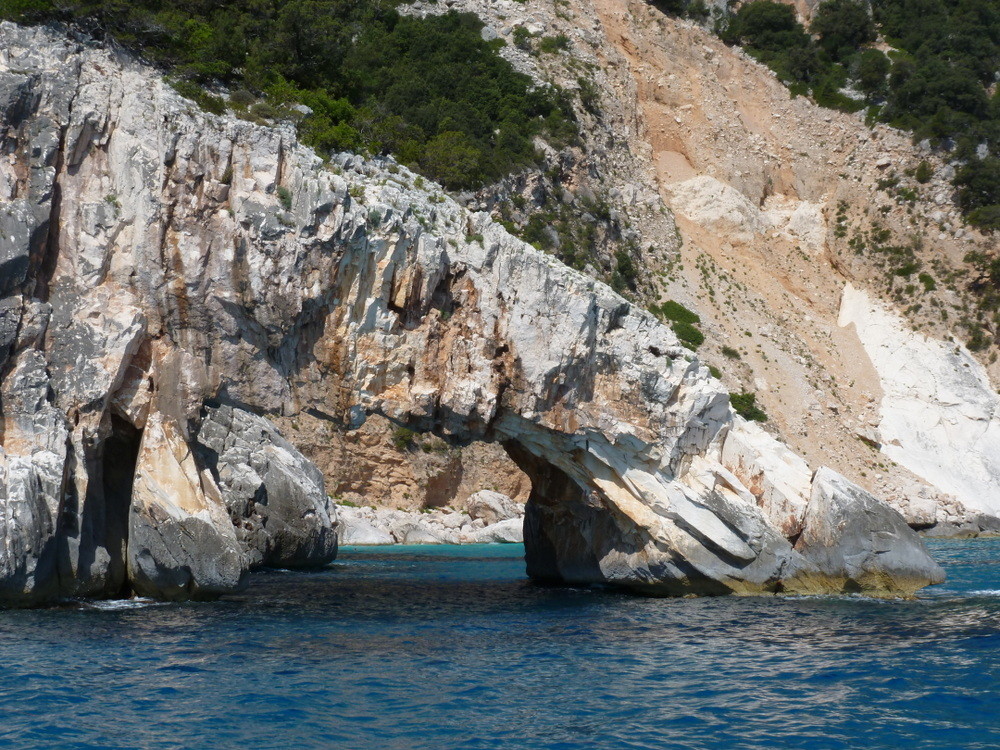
(195, 404), (338, 568)
(470, 517), (524, 544)
(337, 509), (395, 546)
(793, 468), (946, 595)
(387, 516), (449, 544)
(127, 414), (248, 601)
(465, 490), (522, 526)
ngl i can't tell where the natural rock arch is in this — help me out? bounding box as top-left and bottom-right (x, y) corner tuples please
(0, 23), (942, 604)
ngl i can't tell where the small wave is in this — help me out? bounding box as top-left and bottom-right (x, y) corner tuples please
(81, 598), (164, 611)
(969, 589), (1000, 597)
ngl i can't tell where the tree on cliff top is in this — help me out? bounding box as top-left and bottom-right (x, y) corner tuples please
(0, 0), (576, 190)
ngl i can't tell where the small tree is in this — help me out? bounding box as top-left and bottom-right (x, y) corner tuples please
(855, 48), (890, 101)
(419, 131), (481, 189)
(811, 0), (875, 62)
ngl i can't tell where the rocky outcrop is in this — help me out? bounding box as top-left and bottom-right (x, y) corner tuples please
(127, 413), (247, 600)
(0, 23), (943, 603)
(795, 468), (945, 592)
(196, 404), (338, 568)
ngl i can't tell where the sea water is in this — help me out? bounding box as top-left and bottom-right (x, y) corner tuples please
(0, 540), (997, 749)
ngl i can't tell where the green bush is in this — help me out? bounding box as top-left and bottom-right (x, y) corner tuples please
(915, 160), (933, 183)
(855, 49), (890, 100)
(171, 80), (226, 115)
(721, 345), (741, 359)
(658, 299), (700, 324)
(811, 0), (875, 62)
(730, 392), (768, 422)
(539, 34), (570, 53)
(671, 321), (705, 349)
(391, 427), (416, 451)
(276, 186), (293, 211)
(724, 1), (810, 53)
(968, 205), (1000, 230)
(610, 249), (638, 292)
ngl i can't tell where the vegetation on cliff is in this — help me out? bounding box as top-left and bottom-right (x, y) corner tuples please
(714, 0), (1000, 234)
(0, 0), (575, 190)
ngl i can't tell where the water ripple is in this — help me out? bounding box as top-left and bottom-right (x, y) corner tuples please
(0, 541), (996, 749)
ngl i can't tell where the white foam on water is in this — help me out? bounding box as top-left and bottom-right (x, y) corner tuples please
(83, 598), (164, 611)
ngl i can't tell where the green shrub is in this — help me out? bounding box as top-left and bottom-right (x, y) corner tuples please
(721, 345), (741, 360)
(657, 299), (700, 324)
(391, 427), (416, 450)
(171, 80), (226, 115)
(967, 204), (1000, 231)
(276, 186), (293, 211)
(915, 160), (933, 183)
(855, 49), (890, 100)
(512, 25), (533, 49)
(672, 321), (705, 349)
(730, 392), (768, 422)
(539, 34), (570, 53)
(610, 249), (638, 292)
(724, 1), (810, 53)
(810, 0), (875, 63)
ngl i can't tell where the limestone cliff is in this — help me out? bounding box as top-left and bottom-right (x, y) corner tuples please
(0, 23), (941, 604)
(418, 0), (1000, 535)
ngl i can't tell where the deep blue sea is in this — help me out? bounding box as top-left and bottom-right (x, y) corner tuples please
(0, 539), (998, 750)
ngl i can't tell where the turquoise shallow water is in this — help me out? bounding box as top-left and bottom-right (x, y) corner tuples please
(0, 540), (998, 749)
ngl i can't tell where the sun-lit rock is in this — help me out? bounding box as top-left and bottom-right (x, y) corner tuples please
(0, 23), (944, 603)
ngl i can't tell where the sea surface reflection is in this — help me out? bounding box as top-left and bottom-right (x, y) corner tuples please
(0, 540), (997, 749)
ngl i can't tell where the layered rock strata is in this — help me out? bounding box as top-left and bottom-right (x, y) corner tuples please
(0, 24), (942, 604)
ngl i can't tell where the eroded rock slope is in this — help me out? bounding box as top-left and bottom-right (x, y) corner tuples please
(426, 0), (1000, 535)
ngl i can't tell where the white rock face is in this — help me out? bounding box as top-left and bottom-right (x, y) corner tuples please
(719, 418), (812, 537)
(0, 24), (944, 602)
(667, 175), (767, 241)
(839, 283), (1000, 523)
